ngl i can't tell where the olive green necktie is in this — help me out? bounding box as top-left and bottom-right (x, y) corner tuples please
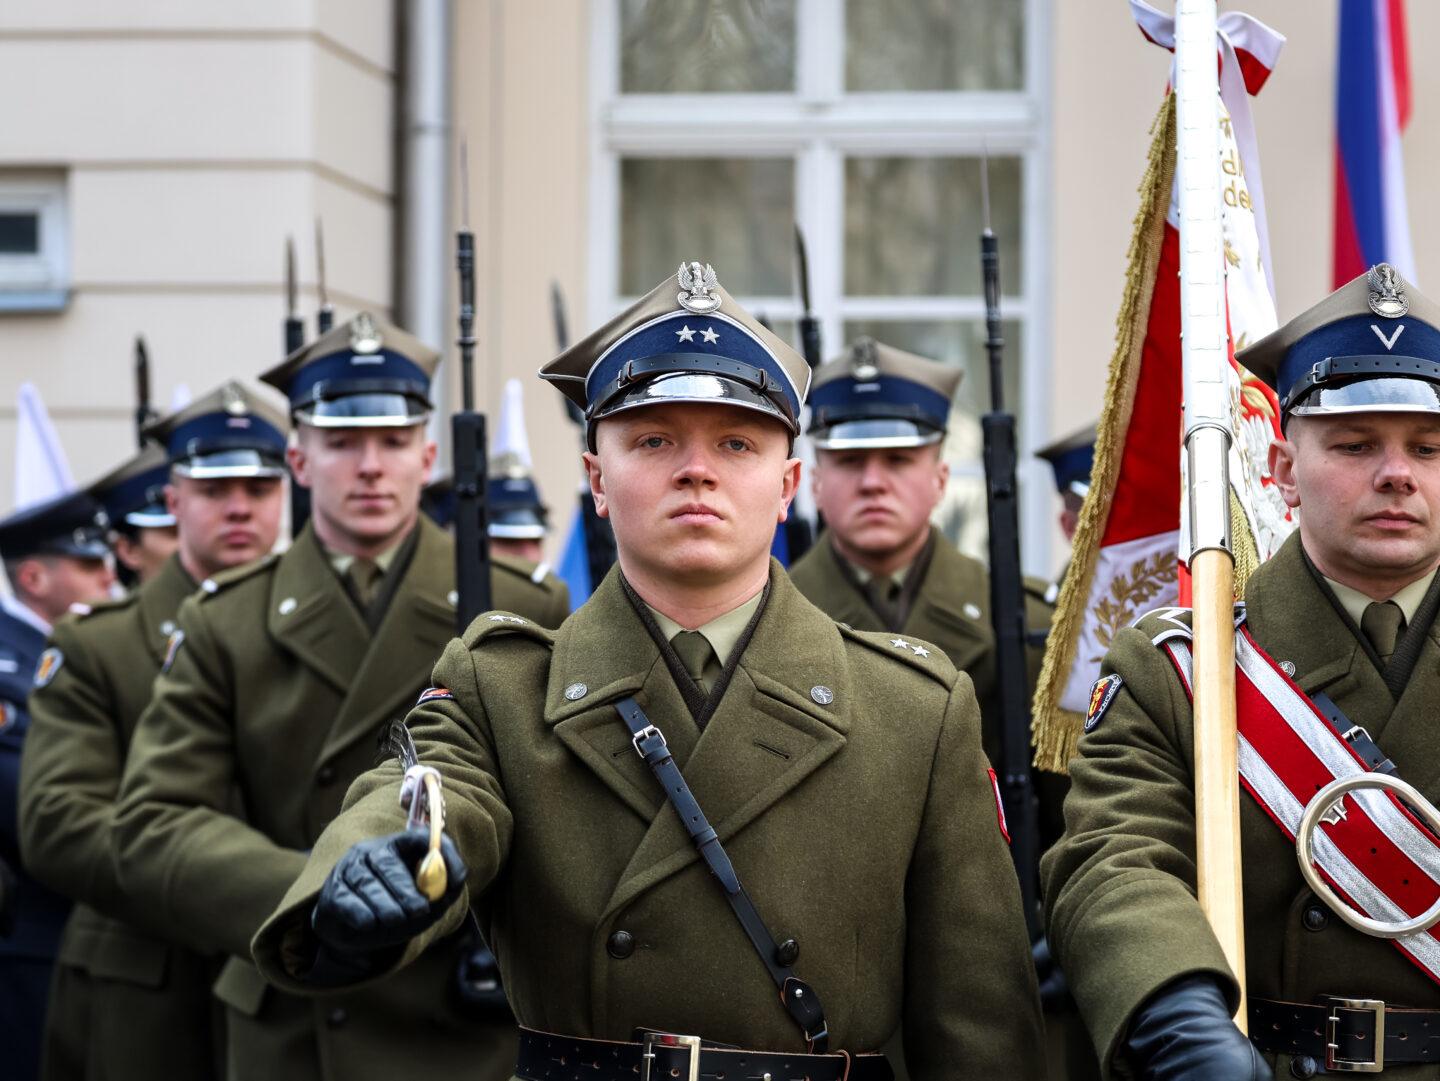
(348, 558), (383, 610)
(865, 578), (903, 630)
(671, 630), (720, 697)
(1361, 600), (1405, 665)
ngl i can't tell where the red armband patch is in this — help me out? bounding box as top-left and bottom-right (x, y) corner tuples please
(987, 767), (1010, 844)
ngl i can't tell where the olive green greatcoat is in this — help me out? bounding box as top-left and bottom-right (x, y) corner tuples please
(788, 528), (1053, 766)
(251, 561), (1046, 1080)
(1042, 533), (1440, 1079)
(113, 518), (567, 1081)
(20, 555), (220, 1080)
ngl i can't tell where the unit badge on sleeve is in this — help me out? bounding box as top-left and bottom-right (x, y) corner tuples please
(1084, 673), (1123, 733)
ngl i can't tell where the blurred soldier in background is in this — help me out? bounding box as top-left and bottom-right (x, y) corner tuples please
(113, 313), (564, 1081)
(0, 492), (113, 1081)
(87, 442), (180, 590)
(20, 384), (287, 1081)
(789, 338), (1053, 764)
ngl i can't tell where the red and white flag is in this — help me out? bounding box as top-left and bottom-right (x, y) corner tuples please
(1033, 5), (1295, 772)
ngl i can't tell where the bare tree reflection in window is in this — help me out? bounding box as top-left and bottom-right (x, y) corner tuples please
(846, 0), (1024, 92)
(620, 158), (795, 297)
(846, 156), (1023, 297)
(621, 0), (796, 93)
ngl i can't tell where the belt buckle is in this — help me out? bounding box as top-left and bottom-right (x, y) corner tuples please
(631, 724), (665, 757)
(1324, 996), (1385, 1073)
(640, 1032), (701, 1081)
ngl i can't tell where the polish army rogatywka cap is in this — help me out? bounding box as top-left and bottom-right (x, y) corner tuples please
(260, 311), (439, 428)
(1035, 423), (1097, 498)
(143, 381), (289, 480)
(0, 490), (110, 563)
(539, 262), (811, 451)
(87, 443), (175, 529)
(806, 338), (962, 450)
(1237, 263), (1440, 422)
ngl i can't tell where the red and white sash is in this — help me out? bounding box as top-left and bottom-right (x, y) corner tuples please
(1154, 609), (1440, 986)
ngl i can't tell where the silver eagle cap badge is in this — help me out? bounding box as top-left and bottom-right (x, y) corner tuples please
(350, 312), (383, 353)
(1368, 263), (1409, 318)
(851, 337), (881, 382)
(677, 261), (721, 314)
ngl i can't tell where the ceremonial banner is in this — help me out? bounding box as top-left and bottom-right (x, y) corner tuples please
(1334, 0), (1414, 286)
(1033, 7), (1293, 772)
(13, 382), (75, 511)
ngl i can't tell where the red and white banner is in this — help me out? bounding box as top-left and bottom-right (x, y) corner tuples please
(1163, 625), (1440, 986)
(1032, 6), (1295, 771)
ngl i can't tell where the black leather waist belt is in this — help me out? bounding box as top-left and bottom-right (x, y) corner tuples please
(514, 1028), (894, 1081)
(1250, 996), (1440, 1072)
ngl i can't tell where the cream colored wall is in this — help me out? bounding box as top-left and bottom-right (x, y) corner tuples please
(0, 0), (395, 512)
(1050, 0), (1440, 438)
(452, 0), (590, 564)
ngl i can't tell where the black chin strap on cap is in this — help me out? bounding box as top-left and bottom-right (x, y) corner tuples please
(1282, 353), (1440, 414)
(614, 695), (829, 1052)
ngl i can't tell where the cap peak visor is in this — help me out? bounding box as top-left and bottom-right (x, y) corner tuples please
(1288, 375), (1440, 418)
(811, 418), (945, 450)
(172, 448), (288, 480)
(591, 371), (795, 433)
(294, 391), (432, 428)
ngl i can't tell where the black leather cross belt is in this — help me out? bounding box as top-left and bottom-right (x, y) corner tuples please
(514, 1028), (894, 1081)
(1250, 996), (1440, 1072)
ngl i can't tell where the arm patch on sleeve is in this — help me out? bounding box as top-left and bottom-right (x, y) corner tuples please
(1084, 673), (1123, 733)
(161, 629), (185, 674)
(33, 648), (64, 688)
(416, 686), (455, 706)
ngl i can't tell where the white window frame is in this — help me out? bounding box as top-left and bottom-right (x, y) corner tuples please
(0, 170), (70, 312)
(589, 0), (1055, 572)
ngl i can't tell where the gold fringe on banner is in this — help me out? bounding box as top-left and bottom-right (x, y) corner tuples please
(1031, 96), (1177, 775)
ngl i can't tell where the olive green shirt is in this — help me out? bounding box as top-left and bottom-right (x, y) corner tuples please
(1323, 567), (1438, 627)
(644, 589), (765, 667)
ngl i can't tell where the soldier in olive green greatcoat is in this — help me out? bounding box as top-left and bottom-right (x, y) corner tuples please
(1043, 265), (1440, 1079)
(21, 388), (288, 1081)
(787, 339), (1053, 768)
(250, 264), (1045, 1081)
(113, 314), (567, 1081)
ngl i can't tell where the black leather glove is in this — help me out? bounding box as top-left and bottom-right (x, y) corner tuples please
(311, 829), (467, 958)
(1125, 974), (1266, 1081)
(1031, 935), (1073, 1011)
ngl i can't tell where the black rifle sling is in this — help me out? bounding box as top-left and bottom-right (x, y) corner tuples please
(613, 695), (829, 1052)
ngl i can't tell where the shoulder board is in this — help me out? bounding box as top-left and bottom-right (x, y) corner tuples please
(71, 593), (136, 620)
(837, 624), (956, 688)
(197, 553), (282, 599)
(461, 611), (557, 650)
(1023, 575), (1053, 603)
(492, 554), (557, 590)
(1135, 602), (1247, 647)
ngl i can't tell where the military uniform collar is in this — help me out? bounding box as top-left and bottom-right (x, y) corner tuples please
(137, 554), (200, 659)
(1246, 534), (1371, 693)
(545, 559), (851, 734)
(1320, 566), (1439, 628)
(642, 588), (765, 668)
(1, 593), (51, 636)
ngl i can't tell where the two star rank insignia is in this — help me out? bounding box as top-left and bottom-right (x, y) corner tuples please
(890, 637), (930, 658)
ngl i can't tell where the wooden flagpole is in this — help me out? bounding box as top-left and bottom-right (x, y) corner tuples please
(1174, 0), (1247, 1027)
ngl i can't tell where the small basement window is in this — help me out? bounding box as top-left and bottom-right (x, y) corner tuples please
(0, 171), (70, 312)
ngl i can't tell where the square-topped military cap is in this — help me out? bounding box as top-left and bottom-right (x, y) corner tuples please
(0, 490), (110, 563)
(86, 443), (175, 529)
(143, 381), (289, 480)
(1036, 423), (1097, 498)
(539, 262), (811, 451)
(1237, 263), (1440, 422)
(260, 311), (440, 428)
(806, 337), (963, 450)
